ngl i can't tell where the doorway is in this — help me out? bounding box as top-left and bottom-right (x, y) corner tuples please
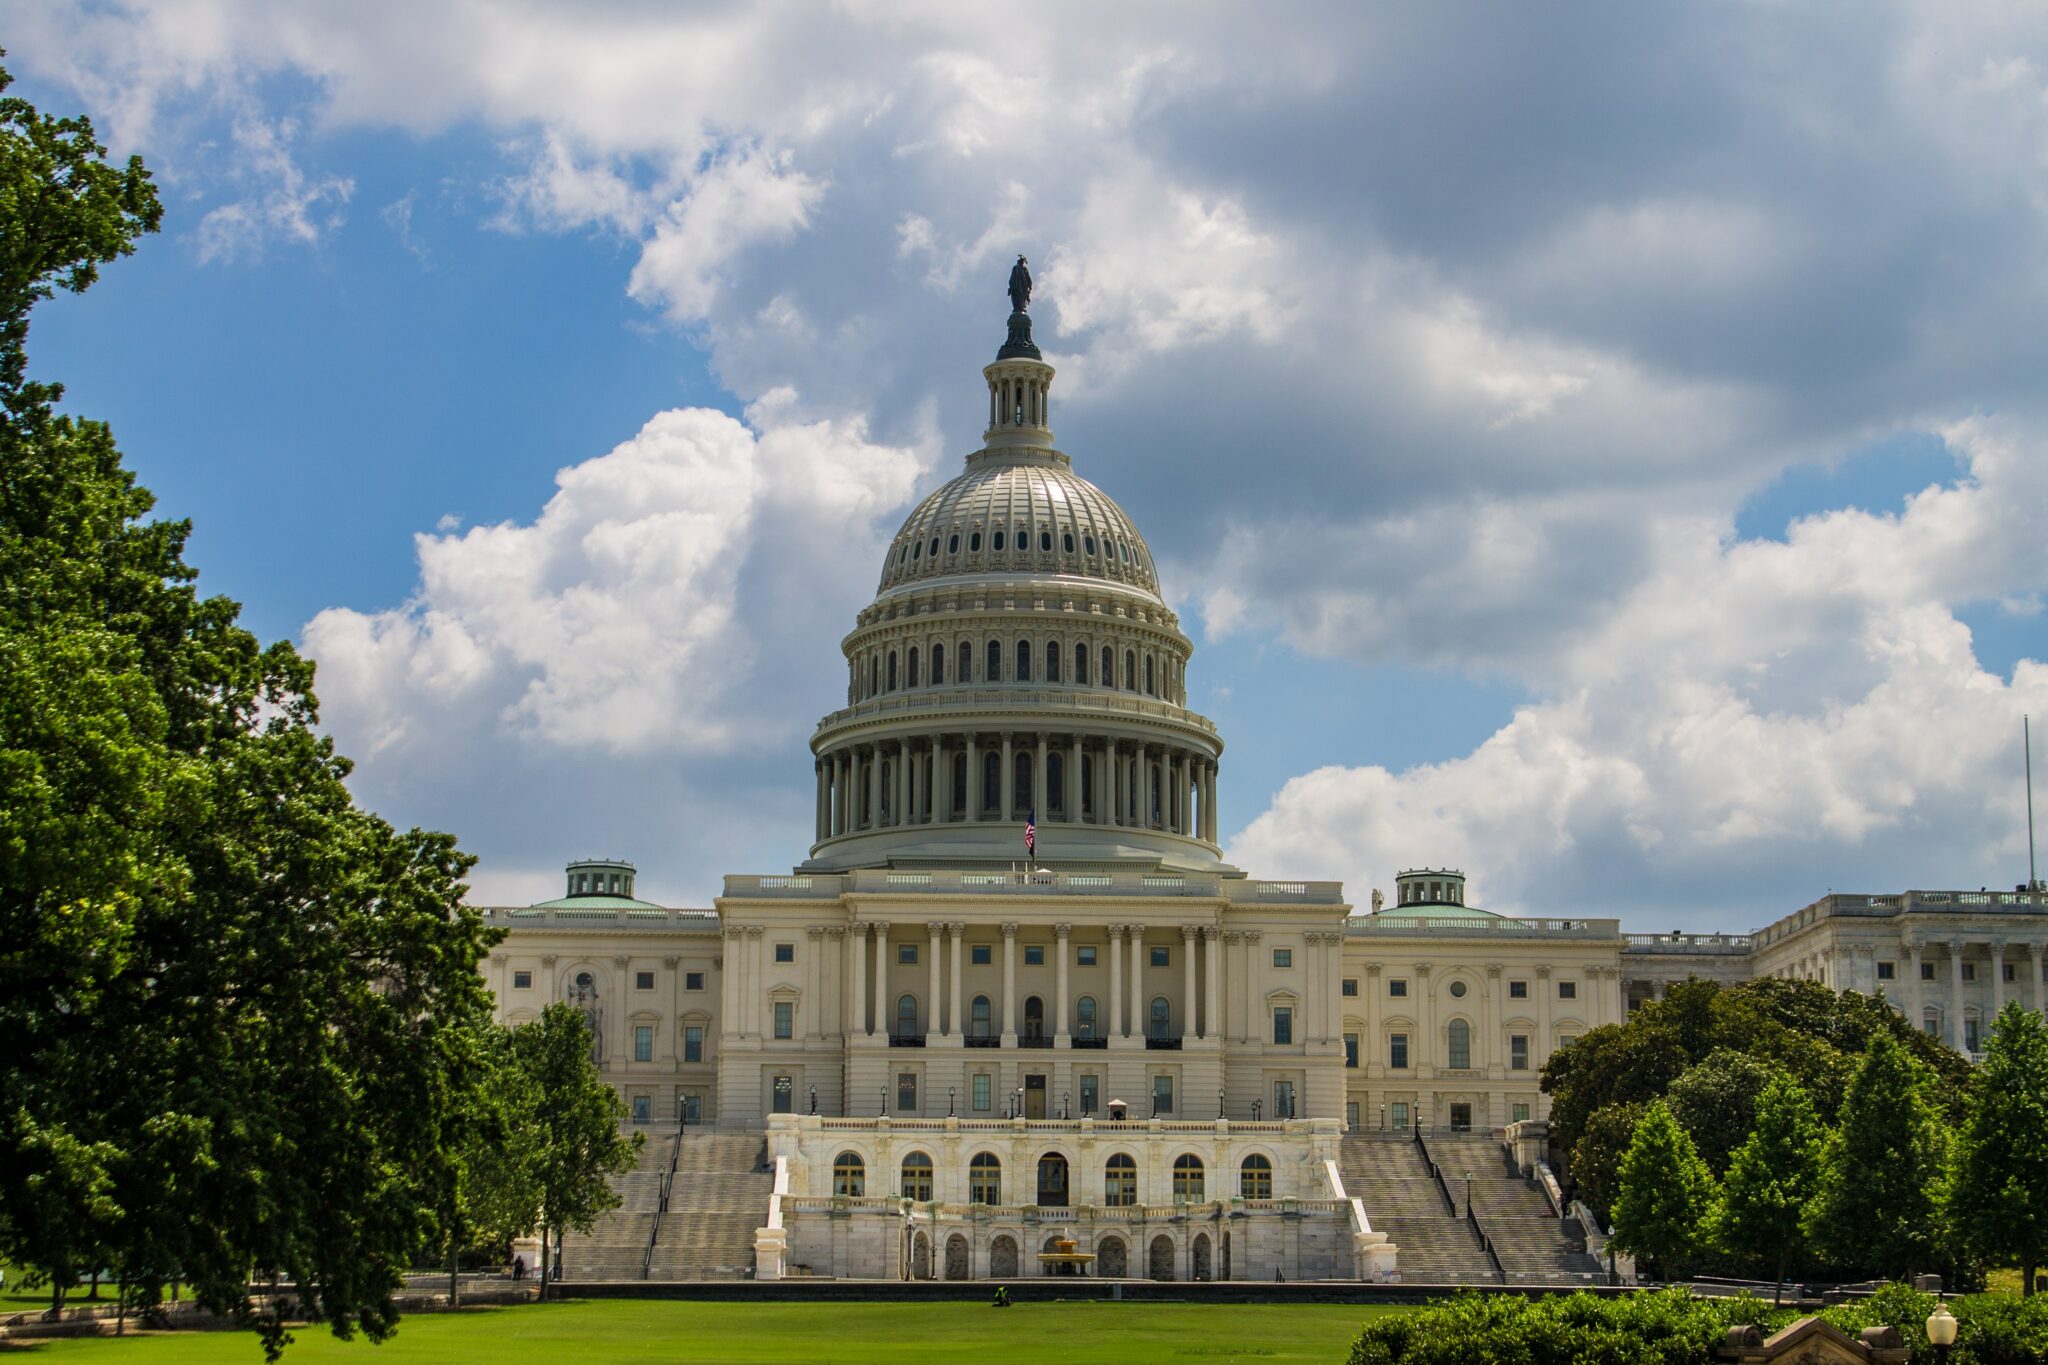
(1449, 1102), (1473, 1132)
(1025, 1074), (1048, 1119)
(1037, 1152), (1069, 1207)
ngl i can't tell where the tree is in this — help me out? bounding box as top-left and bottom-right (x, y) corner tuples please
(1808, 1029), (1950, 1280)
(1953, 1001), (2048, 1295)
(1668, 1049), (1780, 1176)
(436, 1014), (541, 1308)
(1568, 1101), (1646, 1226)
(1711, 1073), (1823, 1302)
(0, 60), (498, 1357)
(509, 1005), (642, 1298)
(1610, 1100), (1716, 1280)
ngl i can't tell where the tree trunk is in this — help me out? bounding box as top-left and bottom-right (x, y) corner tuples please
(1773, 1250), (1785, 1307)
(2025, 1256), (2037, 1298)
(538, 1221), (551, 1303)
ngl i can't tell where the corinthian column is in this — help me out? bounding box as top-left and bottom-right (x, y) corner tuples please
(1181, 925), (1198, 1042)
(1204, 927), (1221, 1041)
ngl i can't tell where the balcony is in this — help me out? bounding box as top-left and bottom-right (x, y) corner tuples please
(963, 1034), (1001, 1049)
(1017, 1035), (1054, 1049)
(889, 1033), (926, 1048)
(1070, 1036), (1108, 1050)
(1145, 1037), (1183, 1051)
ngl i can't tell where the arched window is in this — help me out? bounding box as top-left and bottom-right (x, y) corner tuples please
(869, 658), (879, 696)
(1075, 643), (1089, 684)
(1045, 642), (1060, 682)
(1016, 639), (1032, 681)
(968, 1153), (1002, 1204)
(1447, 1018), (1471, 1070)
(929, 536), (940, 558)
(932, 642), (945, 684)
(1125, 651), (1137, 689)
(1063, 532), (1075, 553)
(911, 539), (921, 561)
(1076, 996), (1098, 1039)
(971, 994), (992, 1040)
(983, 751), (1001, 813)
(993, 529), (1005, 551)
(1101, 646), (1113, 688)
(833, 1151), (865, 1197)
(1240, 1154), (1273, 1199)
(1085, 534), (1097, 555)
(1040, 529), (1053, 552)
(1104, 1154), (1137, 1207)
(1047, 753), (1065, 816)
(1173, 1154), (1205, 1202)
(1148, 996), (1171, 1042)
(907, 647), (919, 688)
(887, 651), (898, 691)
(901, 1151), (934, 1200)
(896, 994), (919, 1040)
(1023, 995), (1044, 1040)
(987, 640), (1002, 681)
(1144, 656), (1154, 695)
(970, 530), (982, 552)
(948, 534), (960, 554)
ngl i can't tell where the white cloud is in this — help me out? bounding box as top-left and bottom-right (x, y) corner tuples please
(626, 148), (826, 323)
(192, 111), (353, 263)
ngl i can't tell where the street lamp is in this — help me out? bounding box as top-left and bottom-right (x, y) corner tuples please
(948, 1086), (956, 1117)
(1015, 1088), (1025, 1120)
(808, 1086), (817, 1115)
(1062, 1090), (1071, 1120)
(1927, 1302), (1958, 1360)
(1252, 1099), (1262, 1121)
(880, 1087), (888, 1117)
(1378, 1104), (1386, 1132)
(1218, 1088), (1227, 1120)
(1464, 1172), (1473, 1218)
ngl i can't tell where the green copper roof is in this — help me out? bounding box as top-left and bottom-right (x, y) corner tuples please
(1373, 902), (1507, 921)
(527, 894), (665, 910)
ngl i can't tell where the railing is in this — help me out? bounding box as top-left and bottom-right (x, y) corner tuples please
(719, 867), (1348, 902)
(964, 1035), (1001, 1048)
(1017, 1036), (1053, 1049)
(1467, 1203), (1507, 1283)
(1414, 1130), (1457, 1216)
(803, 1115), (1301, 1134)
(481, 907), (720, 928)
(1351, 915), (1620, 939)
(643, 1113), (687, 1279)
(812, 686), (1222, 737)
(889, 1034), (926, 1048)
(1070, 1036), (1108, 1049)
(1623, 932), (1755, 955)
(1144, 1037), (1182, 1051)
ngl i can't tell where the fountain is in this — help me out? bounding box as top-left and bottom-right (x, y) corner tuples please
(1036, 1236), (1097, 1277)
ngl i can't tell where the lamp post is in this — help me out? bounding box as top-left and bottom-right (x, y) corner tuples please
(1927, 1301), (1958, 1361)
(948, 1086), (956, 1117)
(1062, 1090), (1070, 1120)
(880, 1087), (888, 1117)
(1378, 1103), (1386, 1132)
(808, 1086), (817, 1115)
(1252, 1099), (1262, 1121)
(1219, 1088), (1227, 1120)
(1015, 1088), (1025, 1120)
(1464, 1172), (1473, 1218)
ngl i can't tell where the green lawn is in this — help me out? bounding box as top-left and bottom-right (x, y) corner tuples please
(3, 1298), (1399, 1363)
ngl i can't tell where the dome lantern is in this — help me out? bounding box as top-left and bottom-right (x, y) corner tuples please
(983, 254), (1055, 454)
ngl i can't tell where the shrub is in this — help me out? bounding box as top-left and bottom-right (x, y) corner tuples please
(1346, 1288), (1782, 1365)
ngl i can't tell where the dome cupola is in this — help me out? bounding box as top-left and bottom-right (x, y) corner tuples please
(802, 260), (1230, 876)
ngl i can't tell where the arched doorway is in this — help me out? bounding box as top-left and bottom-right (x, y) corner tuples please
(1023, 995), (1045, 1041)
(1148, 1234), (1176, 1282)
(1096, 1235), (1128, 1278)
(1037, 1152), (1069, 1207)
(989, 1235), (1019, 1278)
(911, 1231), (932, 1280)
(945, 1234), (971, 1280)
(1192, 1233), (1212, 1282)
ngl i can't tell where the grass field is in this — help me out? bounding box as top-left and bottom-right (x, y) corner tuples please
(2, 1298), (1395, 1363)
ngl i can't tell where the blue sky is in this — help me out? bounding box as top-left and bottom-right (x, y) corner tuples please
(7, 3), (2046, 925)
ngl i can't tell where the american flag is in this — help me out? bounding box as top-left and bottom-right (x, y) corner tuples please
(1024, 808), (1036, 860)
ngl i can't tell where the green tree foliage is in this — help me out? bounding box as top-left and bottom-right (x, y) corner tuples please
(510, 1005), (642, 1297)
(1667, 1048), (1780, 1175)
(436, 1013), (542, 1307)
(1610, 1101), (1717, 1279)
(1809, 1030), (1951, 1281)
(1953, 1001), (2048, 1296)
(1544, 975), (1968, 1223)
(1710, 1072), (1823, 1301)
(1567, 1102), (1645, 1225)
(0, 61), (497, 1356)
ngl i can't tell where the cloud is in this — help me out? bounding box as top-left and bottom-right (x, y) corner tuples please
(192, 111), (353, 263)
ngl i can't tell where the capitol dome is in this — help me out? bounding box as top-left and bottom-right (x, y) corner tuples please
(801, 262), (1230, 875)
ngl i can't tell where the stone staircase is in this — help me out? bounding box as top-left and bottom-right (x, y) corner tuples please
(556, 1134), (669, 1282)
(1421, 1132), (1602, 1286)
(1339, 1133), (1496, 1285)
(644, 1132), (773, 1281)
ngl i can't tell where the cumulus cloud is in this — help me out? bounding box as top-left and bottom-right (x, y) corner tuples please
(193, 111), (353, 263)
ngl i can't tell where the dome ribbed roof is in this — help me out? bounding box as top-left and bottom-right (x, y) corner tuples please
(878, 455), (1160, 597)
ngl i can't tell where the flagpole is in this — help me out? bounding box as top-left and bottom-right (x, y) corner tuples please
(2028, 714), (2038, 892)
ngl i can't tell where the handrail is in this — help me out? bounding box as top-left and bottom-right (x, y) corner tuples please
(1414, 1130), (1457, 1216)
(642, 1115), (686, 1279)
(1466, 1203), (1507, 1283)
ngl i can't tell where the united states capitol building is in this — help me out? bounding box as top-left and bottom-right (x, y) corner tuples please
(480, 267), (2048, 1285)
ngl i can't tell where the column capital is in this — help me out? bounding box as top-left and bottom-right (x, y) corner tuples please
(1001, 921), (1019, 938)
(744, 926), (765, 940)
(948, 921), (967, 936)
(2032, 942), (2047, 960)
(1991, 939), (2010, 954)
(806, 927), (826, 940)
(541, 954), (557, 968)
(1948, 938), (1967, 954)
(1221, 931), (1241, 945)
(1413, 961), (1432, 977)
(1364, 963), (1382, 978)
(822, 925), (846, 940)
(1536, 965), (1552, 979)
(662, 955), (681, 968)
(1054, 922), (1071, 939)
(1242, 929), (1261, 944)
(927, 921), (946, 937)
(490, 952), (507, 965)
(1485, 963), (1503, 978)
(1181, 924), (1199, 942)
(722, 927), (746, 942)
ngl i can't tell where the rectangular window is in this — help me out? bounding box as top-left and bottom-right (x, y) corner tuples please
(1512, 1102), (1531, 1123)
(635, 970), (655, 990)
(1152, 1074), (1174, 1115)
(1151, 946), (1170, 967)
(1558, 1034), (1576, 1049)
(772, 1075), (792, 1114)
(513, 970), (533, 989)
(1077, 946), (1097, 966)
(1347, 1101), (1360, 1130)
(1966, 1019), (1982, 1052)
(686, 971), (705, 991)
(1273, 1007), (1293, 1045)
(1080, 1074), (1099, 1115)
(1273, 1080), (1295, 1118)
(972, 944), (992, 965)
(1342, 977), (1358, 997)
(898, 944), (918, 965)
(1448, 1027), (1470, 1070)
(1510, 1034), (1530, 1070)
(897, 1073), (918, 1113)
(1508, 980), (1528, 999)
(775, 943), (794, 964)
(1962, 962), (1977, 982)
(1877, 961), (1896, 981)
(634, 1025), (653, 1062)
(1921, 962), (1936, 981)
(1344, 1032), (1359, 1068)
(1389, 1033), (1410, 1069)
(1024, 944), (1045, 966)
(684, 1025), (703, 1063)
(1558, 980), (1577, 1000)
(773, 1001), (793, 1040)
(2005, 962), (2018, 982)
(1389, 979), (1408, 998)
(632, 1095), (651, 1124)
(1273, 948), (1293, 968)
(973, 1073), (992, 1112)
(1391, 1101), (1410, 1129)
